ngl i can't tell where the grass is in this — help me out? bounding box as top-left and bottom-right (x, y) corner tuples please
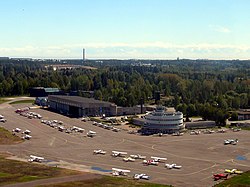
(0, 157), (81, 185)
(241, 127), (250, 131)
(214, 171), (250, 187)
(40, 176), (172, 187)
(9, 99), (34, 105)
(0, 157), (172, 187)
(0, 99), (7, 104)
(0, 127), (23, 144)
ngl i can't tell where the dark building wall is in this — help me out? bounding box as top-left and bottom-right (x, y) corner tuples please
(48, 95), (117, 117)
(29, 87), (60, 97)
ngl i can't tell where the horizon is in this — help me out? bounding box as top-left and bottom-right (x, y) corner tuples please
(1, 0), (250, 59)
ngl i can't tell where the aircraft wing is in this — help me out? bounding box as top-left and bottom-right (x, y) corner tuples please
(30, 155), (44, 160)
(112, 168), (130, 173)
(151, 156), (167, 161)
(112, 151), (127, 155)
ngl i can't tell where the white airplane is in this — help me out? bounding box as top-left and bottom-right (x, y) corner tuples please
(133, 173), (150, 180)
(72, 126), (85, 133)
(190, 130), (201, 135)
(0, 115), (5, 118)
(87, 130), (96, 137)
(112, 151), (127, 157)
(81, 117), (89, 122)
(165, 163), (182, 169)
(203, 129), (215, 134)
(217, 129), (226, 133)
(142, 159), (159, 166)
(28, 155), (44, 162)
(112, 168), (130, 176)
(22, 130), (31, 134)
(93, 149), (106, 155)
(172, 132), (184, 136)
(0, 118), (7, 123)
(130, 154), (146, 159)
(151, 156), (167, 162)
(123, 157), (135, 162)
(22, 134), (32, 140)
(232, 128), (241, 132)
(58, 126), (65, 132)
(224, 139), (238, 145)
(112, 128), (120, 132)
(12, 128), (21, 133)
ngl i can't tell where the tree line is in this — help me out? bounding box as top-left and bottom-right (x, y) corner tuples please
(0, 58), (249, 125)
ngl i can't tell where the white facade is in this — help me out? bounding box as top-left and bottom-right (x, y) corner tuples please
(142, 106), (184, 134)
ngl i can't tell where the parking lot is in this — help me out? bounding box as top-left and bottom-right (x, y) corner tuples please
(0, 102), (250, 187)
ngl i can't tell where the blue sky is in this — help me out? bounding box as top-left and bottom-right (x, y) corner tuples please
(0, 0), (250, 59)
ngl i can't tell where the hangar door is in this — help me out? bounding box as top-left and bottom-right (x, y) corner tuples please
(69, 105), (80, 117)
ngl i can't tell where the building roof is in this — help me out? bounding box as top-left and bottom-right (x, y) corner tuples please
(44, 88), (60, 93)
(48, 95), (116, 108)
(237, 109), (250, 115)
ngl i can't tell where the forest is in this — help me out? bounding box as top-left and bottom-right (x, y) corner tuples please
(0, 58), (249, 125)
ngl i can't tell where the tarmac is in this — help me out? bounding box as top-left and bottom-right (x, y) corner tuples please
(0, 101), (250, 187)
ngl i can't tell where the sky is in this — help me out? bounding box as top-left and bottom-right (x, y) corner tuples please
(0, 0), (250, 59)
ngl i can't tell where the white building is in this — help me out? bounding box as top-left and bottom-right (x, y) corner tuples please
(141, 106), (184, 135)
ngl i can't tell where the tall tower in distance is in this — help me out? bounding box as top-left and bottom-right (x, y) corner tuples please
(82, 48), (85, 63)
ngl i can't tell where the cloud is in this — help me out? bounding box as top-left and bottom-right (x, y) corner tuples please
(0, 42), (250, 59)
(209, 25), (231, 33)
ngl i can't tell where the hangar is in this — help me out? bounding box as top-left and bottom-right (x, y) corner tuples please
(48, 95), (117, 117)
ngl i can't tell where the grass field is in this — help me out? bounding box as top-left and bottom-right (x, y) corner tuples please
(9, 99), (34, 105)
(214, 171), (250, 187)
(0, 157), (81, 185)
(0, 99), (7, 104)
(41, 176), (171, 187)
(0, 157), (171, 187)
(0, 127), (23, 144)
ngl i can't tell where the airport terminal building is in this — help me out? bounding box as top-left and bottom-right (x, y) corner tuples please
(48, 95), (117, 117)
(141, 106), (184, 134)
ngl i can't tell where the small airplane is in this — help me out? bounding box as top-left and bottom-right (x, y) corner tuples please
(81, 117), (89, 122)
(87, 130), (96, 137)
(58, 126), (65, 132)
(28, 155), (44, 162)
(213, 173), (228, 181)
(142, 159), (159, 166)
(225, 169), (243, 174)
(112, 128), (120, 132)
(72, 126), (84, 133)
(112, 168), (130, 176)
(12, 128), (21, 133)
(190, 130), (201, 135)
(130, 154), (146, 159)
(22, 129), (31, 134)
(165, 163), (182, 169)
(232, 128), (241, 132)
(112, 151), (127, 157)
(22, 134), (32, 140)
(93, 149), (106, 155)
(172, 132), (184, 136)
(224, 139), (238, 145)
(133, 173), (150, 180)
(151, 156), (167, 162)
(203, 129), (215, 134)
(217, 129), (226, 133)
(0, 115), (5, 118)
(0, 118), (7, 123)
(123, 157), (135, 162)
